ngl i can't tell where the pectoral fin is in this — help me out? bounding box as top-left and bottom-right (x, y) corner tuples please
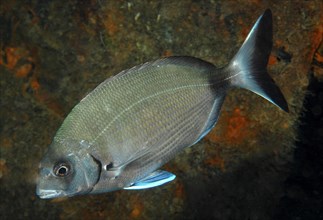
(124, 170), (176, 190)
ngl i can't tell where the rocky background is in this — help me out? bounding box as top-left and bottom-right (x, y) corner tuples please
(1, 0), (322, 219)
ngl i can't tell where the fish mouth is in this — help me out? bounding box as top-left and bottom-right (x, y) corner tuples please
(36, 189), (65, 199)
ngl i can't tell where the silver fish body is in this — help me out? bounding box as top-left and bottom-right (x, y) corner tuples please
(36, 9), (288, 199)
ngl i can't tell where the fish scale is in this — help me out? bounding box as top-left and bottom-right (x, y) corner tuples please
(57, 59), (211, 141)
(60, 59), (216, 161)
(104, 80), (213, 165)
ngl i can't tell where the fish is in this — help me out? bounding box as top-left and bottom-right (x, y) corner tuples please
(36, 9), (288, 199)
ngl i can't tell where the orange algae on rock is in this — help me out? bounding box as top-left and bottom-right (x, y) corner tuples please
(162, 49), (173, 57)
(1, 47), (34, 78)
(0, 158), (8, 178)
(174, 181), (185, 199)
(3, 47), (22, 70)
(226, 108), (250, 141)
(130, 206), (141, 218)
(206, 108), (256, 145)
(15, 63), (32, 78)
(205, 153), (226, 171)
(102, 7), (124, 37)
(129, 196), (144, 218)
(315, 52), (323, 63)
(0, 137), (13, 149)
(35, 93), (65, 117)
(268, 54), (278, 66)
(30, 78), (40, 91)
(307, 25), (323, 63)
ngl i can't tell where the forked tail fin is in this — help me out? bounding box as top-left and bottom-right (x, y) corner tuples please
(227, 9), (289, 112)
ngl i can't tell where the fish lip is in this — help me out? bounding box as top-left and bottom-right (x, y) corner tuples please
(37, 189), (65, 199)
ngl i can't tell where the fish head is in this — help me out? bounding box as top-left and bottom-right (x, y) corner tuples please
(36, 139), (100, 199)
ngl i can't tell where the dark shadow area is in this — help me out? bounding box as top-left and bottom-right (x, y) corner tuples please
(274, 72), (323, 220)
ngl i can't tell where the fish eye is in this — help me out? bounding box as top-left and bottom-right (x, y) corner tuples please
(53, 162), (71, 177)
(105, 162), (113, 170)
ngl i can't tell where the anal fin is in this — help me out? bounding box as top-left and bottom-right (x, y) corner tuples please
(193, 95), (225, 144)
